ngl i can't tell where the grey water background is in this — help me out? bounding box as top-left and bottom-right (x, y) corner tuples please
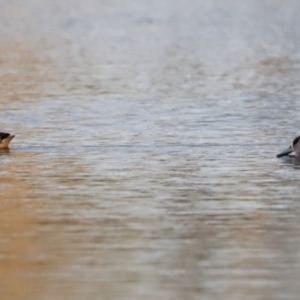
(1, 0), (300, 299)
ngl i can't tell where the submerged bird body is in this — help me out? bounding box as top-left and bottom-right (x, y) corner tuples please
(0, 132), (15, 149)
(277, 136), (300, 158)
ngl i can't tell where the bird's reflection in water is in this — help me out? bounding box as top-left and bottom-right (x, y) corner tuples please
(280, 156), (300, 167)
(293, 158), (300, 167)
(0, 148), (10, 155)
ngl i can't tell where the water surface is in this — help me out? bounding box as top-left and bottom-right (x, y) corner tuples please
(1, 1), (300, 299)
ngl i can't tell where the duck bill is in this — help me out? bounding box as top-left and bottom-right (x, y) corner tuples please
(277, 146), (293, 158)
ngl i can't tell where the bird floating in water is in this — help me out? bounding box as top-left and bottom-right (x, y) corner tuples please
(277, 136), (300, 158)
(0, 132), (15, 149)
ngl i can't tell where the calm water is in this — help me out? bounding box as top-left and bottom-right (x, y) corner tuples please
(1, 0), (300, 299)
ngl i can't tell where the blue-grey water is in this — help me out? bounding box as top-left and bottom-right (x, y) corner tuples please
(1, 1), (300, 299)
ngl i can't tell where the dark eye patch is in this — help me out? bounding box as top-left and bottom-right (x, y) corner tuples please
(293, 136), (300, 147)
(0, 132), (9, 141)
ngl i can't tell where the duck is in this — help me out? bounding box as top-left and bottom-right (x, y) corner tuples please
(0, 132), (15, 149)
(277, 136), (300, 158)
